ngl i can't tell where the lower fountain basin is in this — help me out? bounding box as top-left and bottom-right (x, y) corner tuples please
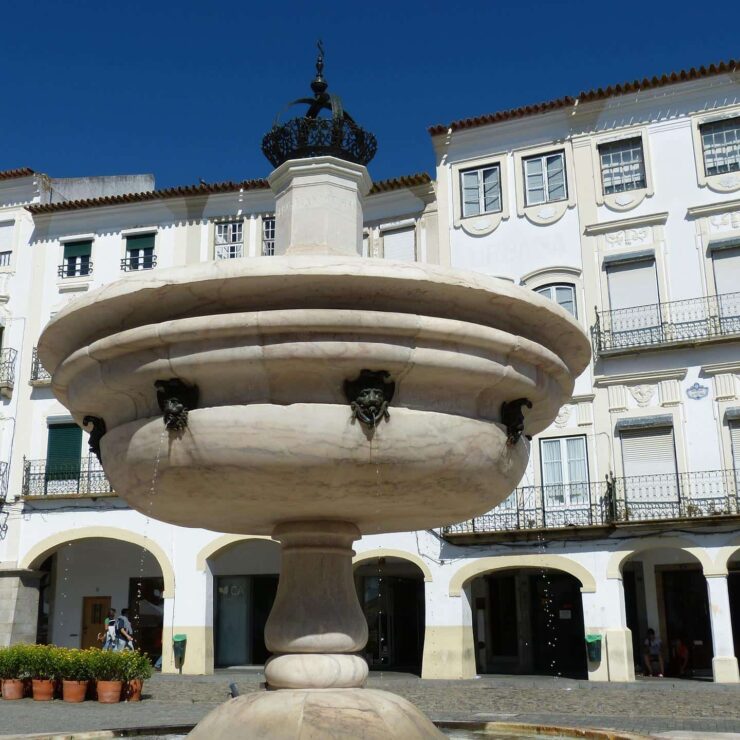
(101, 404), (527, 534)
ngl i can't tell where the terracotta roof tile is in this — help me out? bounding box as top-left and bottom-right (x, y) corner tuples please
(368, 173), (431, 194)
(27, 172), (433, 215)
(0, 167), (35, 181)
(429, 59), (738, 136)
(27, 178), (270, 215)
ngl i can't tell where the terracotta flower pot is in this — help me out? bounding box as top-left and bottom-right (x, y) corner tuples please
(1, 679), (24, 700)
(32, 678), (55, 701)
(62, 679), (88, 703)
(96, 680), (123, 704)
(124, 678), (143, 702)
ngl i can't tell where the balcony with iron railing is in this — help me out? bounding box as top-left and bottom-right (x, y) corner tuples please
(22, 457), (114, 498)
(121, 254), (157, 271)
(442, 469), (740, 538)
(0, 347), (17, 398)
(29, 347), (52, 386)
(592, 291), (740, 356)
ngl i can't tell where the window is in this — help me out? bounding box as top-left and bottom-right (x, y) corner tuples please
(215, 222), (243, 260)
(59, 240), (92, 278)
(700, 118), (740, 176)
(730, 421), (740, 474)
(262, 216), (275, 256)
(606, 258), (660, 343)
(0, 222), (12, 264)
(382, 227), (416, 262)
(620, 426), (678, 502)
(599, 138), (647, 194)
(535, 284), (576, 317)
(0, 252), (11, 268)
(123, 234), (156, 271)
(540, 436), (589, 506)
(460, 165), (502, 217)
(45, 423), (82, 482)
(523, 151), (566, 206)
(712, 247), (740, 330)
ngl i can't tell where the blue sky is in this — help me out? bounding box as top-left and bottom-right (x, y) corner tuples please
(1, 0), (737, 188)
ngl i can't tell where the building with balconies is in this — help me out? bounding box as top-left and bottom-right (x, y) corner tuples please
(0, 59), (739, 685)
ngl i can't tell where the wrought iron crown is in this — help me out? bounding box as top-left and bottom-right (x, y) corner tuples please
(261, 42), (377, 168)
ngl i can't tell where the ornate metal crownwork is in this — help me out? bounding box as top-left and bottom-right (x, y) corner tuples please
(344, 370), (395, 427)
(500, 398), (532, 446)
(82, 416), (106, 464)
(155, 379), (199, 431)
(262, 41), (377, 168)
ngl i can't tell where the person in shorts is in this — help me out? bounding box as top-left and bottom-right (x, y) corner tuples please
(643, 628), (664, 677)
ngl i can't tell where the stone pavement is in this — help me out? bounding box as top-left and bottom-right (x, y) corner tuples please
(1, 670), (739, 737)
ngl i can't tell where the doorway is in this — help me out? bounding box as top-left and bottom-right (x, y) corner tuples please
(81, 596), (111, 649)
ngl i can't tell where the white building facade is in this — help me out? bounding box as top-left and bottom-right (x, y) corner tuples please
(1, 61), (739, 684)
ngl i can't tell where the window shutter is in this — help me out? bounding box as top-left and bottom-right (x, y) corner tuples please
(45, 423), (82, 479)
(607, 260), (659, 311)
(0, 222), (13, 251)
(63, 241), (92, 259)
(126, 234), (155, 251)
(620, 427), (677, 478)
(730, 422), (740, 470)
(383, 228), (416, 262)
(712, 248), (740, 297)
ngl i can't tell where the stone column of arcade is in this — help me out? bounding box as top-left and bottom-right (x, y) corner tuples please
(37, 50), (591, 739)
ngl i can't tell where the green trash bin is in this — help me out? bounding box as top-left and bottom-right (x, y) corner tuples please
(173, 633), (187, 670)
(585, 633), (602, 662)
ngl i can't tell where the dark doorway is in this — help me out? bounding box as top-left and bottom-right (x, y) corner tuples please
(661, 569), (714, 672)
(729, 569), (740, 660)
(214, 574), (278, 666)
(530, 572), (586, 678)
(356, 559), (425, 674)
(623, 567), (642, 662)
(128, 577), (165, 660)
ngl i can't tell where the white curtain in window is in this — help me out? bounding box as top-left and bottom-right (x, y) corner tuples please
(713, 248), (740, 297)
(566, 437), (588, 503)
(607, 260), (659, 311)
(541, 438), (564, 504)
(621, 427), (678, 502)
(383, 228), (416, 262)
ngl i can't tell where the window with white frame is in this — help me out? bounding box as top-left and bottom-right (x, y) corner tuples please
(0, 222), (13, 265)
(262, 216), (275, 256)
(123, 233), (156, 271)
(0, 252), (11, 268)
(60, 240), (92, 278)
(540, 436), (589, 507)
(535, 283), (576, 317)
(382, 226), (416, 262)
(700, 118), (740, 176)
(460, 165), (502, 217)
(730, 420), (740, 472)
(620, 425), (678, 502)
(599, 138), (647, 194)
(215, 221), (243, 259)
(523, 151), (566, 206)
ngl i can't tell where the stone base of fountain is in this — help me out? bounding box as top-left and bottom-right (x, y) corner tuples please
(188, 687), (443, 739)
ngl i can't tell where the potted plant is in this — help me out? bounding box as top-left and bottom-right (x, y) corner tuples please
(122, 650), (153, 702)
(59, 648), (92, 703)
(27, 644), (58, 701)
(0, 646), (24, 700)
(90, 649), (124, 703)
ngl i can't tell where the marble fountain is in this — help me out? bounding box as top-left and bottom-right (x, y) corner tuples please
(37, 57), (590, 739)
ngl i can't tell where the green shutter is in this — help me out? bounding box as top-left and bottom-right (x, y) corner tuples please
(126, 234), (155, 251)
(63, 241), (92, 259)
(45, 423), (82, 480)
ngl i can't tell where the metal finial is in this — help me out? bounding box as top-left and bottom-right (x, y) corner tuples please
(311, 39), (328, 96)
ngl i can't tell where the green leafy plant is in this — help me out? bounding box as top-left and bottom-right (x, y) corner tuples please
(58, 648), (93, 682)
(0, 645), (22, 680)
(120, 651), (153, 682)
(87, 649), (126, 682)
(25, 644), (60, 680)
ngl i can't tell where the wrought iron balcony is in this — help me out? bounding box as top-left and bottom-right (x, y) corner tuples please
(592, 291), (740, 356)
(0, 348), (17, 398)
(443, 469), (740, 536)
(30, 347), (52, 385)
(57, 262), (92, 278)
(120, 254), (157, 271)
(0, 461), (9, 503)
(22, 457), (114, 497)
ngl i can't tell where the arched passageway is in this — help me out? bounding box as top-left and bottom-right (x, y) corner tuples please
(207, 538), (281, 667)
(621, 547), (713, 678)
(354, 556), (425, 674)
(728, 550), (740, 661)
(29, 537), (165, 659)
(468, 567), (587, 679)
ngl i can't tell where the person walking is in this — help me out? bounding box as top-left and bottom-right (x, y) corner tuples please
(98, 609), (117, 651)
(116, 608), (135, 651)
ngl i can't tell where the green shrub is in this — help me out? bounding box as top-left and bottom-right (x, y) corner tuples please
(87, 649), (126, 681)
(58, 648), (93, 681)
(24, 644), (61, 680)
(119, 650), (153, 681)
(0, 645), (22, 679)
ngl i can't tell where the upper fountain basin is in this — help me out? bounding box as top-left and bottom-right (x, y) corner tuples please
(38, 256), (590, 535)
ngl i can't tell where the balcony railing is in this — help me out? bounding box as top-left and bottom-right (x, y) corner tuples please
(22, 457), (114, 497)
(592, 291), (740, 355)
(443, 469), (740, 536)
(121, 254), (157, 271)
(0, 348), (17, 397)
(30, 347), (52, 385)
(57, 262), (92, 278)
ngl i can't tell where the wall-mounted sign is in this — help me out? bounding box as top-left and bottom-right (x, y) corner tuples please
(686, 382), (709, 400)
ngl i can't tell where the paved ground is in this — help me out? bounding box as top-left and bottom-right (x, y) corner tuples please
(1, 670), (739, 738)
